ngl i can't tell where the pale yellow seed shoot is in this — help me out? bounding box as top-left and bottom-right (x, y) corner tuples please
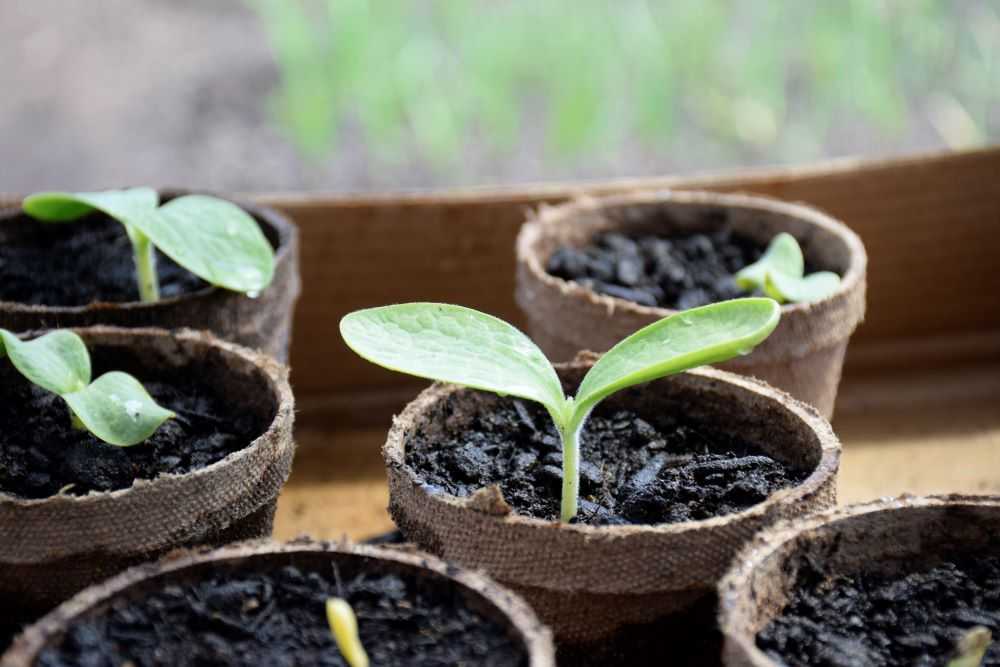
(326, 597), (370, 667)
(948, 627), (992, 667)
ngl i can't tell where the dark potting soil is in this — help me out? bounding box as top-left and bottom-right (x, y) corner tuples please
(406, 396), (807, 526)
(0, 212), (206, 306)
(545, 229), (765, 310)
(757, 553), (1000, 667)
(0, 356), (265, 500)
(35, 564), (528, 667)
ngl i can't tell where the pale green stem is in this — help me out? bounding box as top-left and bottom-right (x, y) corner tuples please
(558, 423), (579, 522)
(129, 228), (160, 302)
(558, 408), (592, 523)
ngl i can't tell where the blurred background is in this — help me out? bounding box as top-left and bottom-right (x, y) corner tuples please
(1, 0), (997, 193)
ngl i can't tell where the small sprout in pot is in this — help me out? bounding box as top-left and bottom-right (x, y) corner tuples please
(736, 232), (841, 304)
(0, 329), (173, 446)
(326, 597), (370, 667)
(948, 627), (993, 667)
(22, 188), (275, 302)
(340, 298), (779, 522)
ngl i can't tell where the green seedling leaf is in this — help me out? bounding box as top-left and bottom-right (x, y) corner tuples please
(326, 598), (370, 667)
(948, 627), (992, 667)
(573, 298), (781, 417)
(340, 303), (567, 422)
(340, 298), (780, 522)
(735, 232), (804, 290)
(0, 328), (173, 448)
(22, 188), (275, 299)
(764, 270), (842, 304)
(140, 195), (275, 293)
(736, 232), (841, 304)
(63, 372), (175, 448)
(0, 329), (90, 395)
(23, 187), (158, 223)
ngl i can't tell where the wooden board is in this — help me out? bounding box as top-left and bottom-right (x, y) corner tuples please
(256, 146), (1000, 398)
(5, 147), (1000, 541)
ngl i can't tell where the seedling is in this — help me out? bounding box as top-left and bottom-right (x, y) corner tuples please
(948, 627), (992, 667)
(0, 329), (174, 447)
(326, 597), (369, 667)
(340, 298), (780, 521)
(736, 232), (841, 304)
(22, 188), (275, 303)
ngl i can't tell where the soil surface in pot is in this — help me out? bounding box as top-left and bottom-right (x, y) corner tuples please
(0, 355), (266, 500)
(546, 229), (785, 310)
(0, 213), (206, 306)
(35, 564), (528, 666)
(757, 552), (1000, 667)
(406, 396), (807, 526)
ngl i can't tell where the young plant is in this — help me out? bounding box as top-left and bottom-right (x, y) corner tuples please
(736, 232), (841, 304)
(22, 188), (275, 303)
(326, 597), (370, 667)
(0, 329), (174, 447)
(948, 627), (992, 667)
(340, 298), (780, 522)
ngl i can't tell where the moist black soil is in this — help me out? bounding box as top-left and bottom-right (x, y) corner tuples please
(757, 553), (1000, 667)
(0, 212), (206, 306)
(35, 564), (528, 667)
(0, 347), (266, 500)
(405, 396), (807, 526)
(545, 229), (765, 310)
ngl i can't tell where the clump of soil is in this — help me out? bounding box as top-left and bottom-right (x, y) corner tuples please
(35, 564), (528, 666)
(0, 213), (206, 306)
(406, 396), (807, 526)
(0, 353), (265, 500)
(545, 229), (765, 310)
(757, 553), (1000, 667)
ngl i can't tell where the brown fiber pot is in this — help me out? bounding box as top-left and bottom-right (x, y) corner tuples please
(3, 541), (556, 667)
(0, 326), (295, 631)
(718, 495), (1000, 667)
(515, 191), (867, 418)
(0, 191), (301, 362)
(384, 354), (840, 661)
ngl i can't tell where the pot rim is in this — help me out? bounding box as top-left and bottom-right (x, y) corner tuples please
(384, 356), (841, 539)
(0, 325), (293, 508)
(517, 189), (867, 321)
(717, 493), (1000, 667)
(0, 189), (296, 313)
(3, 540), (556, 667)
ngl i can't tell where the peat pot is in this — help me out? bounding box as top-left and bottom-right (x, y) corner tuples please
(0, 326), (295, 633)
(0, 191), (300, 362)
(3, 541), (555, 666)
(719, 495), (1000, 667)
(384, 354), (840, 664)
(516, 190), (867, 418)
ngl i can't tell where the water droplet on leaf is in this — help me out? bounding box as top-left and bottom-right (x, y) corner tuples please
(124, 399), (143, 422)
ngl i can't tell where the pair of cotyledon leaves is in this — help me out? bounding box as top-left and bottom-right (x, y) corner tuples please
(23, 188), (274, 295)
(735, 233), (841, 304)
(0, 329), (173, 447)
(340, 298), (780, 444)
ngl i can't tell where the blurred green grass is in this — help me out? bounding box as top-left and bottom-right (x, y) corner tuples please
(249, 0), (999, 171)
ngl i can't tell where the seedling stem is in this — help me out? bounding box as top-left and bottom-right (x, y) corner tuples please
(128, 227), (160, 302)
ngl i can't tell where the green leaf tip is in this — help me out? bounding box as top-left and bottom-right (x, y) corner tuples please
(340, 298), (780, 522)
(22, 188), (274, 298)
(0, 329), (173, 447)
(736, 232), (841, 304)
